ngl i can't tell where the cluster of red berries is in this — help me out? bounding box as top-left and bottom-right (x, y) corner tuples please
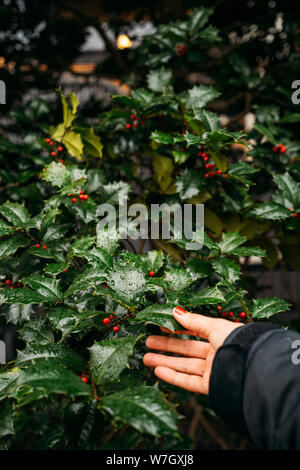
(272, 143), (287, 153)
(198, 149), (226, 178)
(217, 305), (246, 320)
(45, 138), (64, 157)
(125, 114), (147, 130)
(68, 189), (89, 203)
(34, 243), (47, 250)
(176, 44), (187, 56)
(102, 314), (120, 333)
(4, 279), (23, 289)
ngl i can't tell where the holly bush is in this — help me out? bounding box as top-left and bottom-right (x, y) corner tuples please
(0, 7), (299, 450)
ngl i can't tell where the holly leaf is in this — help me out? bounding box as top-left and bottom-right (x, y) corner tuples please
(0, 220), (14, 237)
(109, 266), (146, 306)
(0, 202), (32, 228)
(273, 172), (300, 209)
(0, 369), (20, 401)
(48, 306), (101, 339)
(212, 258), (241, 283)
(165, 268), (193, 293)
(176, 169), (205, 200)
(101, 384), (180, 437)
(188, 286), (225, 306)
(151, 131), (175, 145)
(18, 318), (54, 345)
(22, 275), (63, 302)
(251, 202), (291, 220)
(41, 162), (71, 188)
(16, 359), (90, 402)
(133, 304), (181, 332)
(218, 232), (246, 253)
(251, 297), (291, 319)
(0, 233), (30, 259)
(16, 343), (85, 372)
(193, 108), (219, 132)
(180, 85), (220, 109)
(89, 336), (139, 386)
(147, 67), (172, 92)
(228, 246), (266, 257)
(64, 266), (107, 297)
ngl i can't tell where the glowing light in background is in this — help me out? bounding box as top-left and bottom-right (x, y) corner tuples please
(117, 34), (132, 49)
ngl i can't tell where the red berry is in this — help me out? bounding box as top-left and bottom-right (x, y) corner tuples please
(81, 376), (88, 384)
(79, 189), (83, 195)
(72, 198), (77, 203)
(45, 138), (51, 143)
(221, 311), (228, 317)
(210, 172), (216, 177)
(83, 194), (89, 201)
(130, 114), (136, 119)
(272, 146), (278, 152)
(109, 314), (115, 320)
(228, 312), (234, 318)
(292, 213), (298, 218)
(217, 305), (222, 311)
(49, 141), (54, 146)
(57, 146), (63, 152)
(79, 194), (85, 200)
(210, 164), (215, 169)
(17, 282), (22, 288)
(279, 146), (287, 153)
(205, 164), (210, 169)
(239, 312), (246, 319)
(51, 151), (56, 156)
(205, 173), (209, 178)
(141, 121), (146, 125)
(133, 123), (138, 128)
(125, 124), (131, 129)
(103, 317), (110, 325)
(43, 245), (47, 250)
(179, 148), (184, 152)
(113, 326), (120, 333)
(204, 156), (209, 162)
(10, 285), (15, 289)
(234, 318), (240, 322)
(217, 170), (222, 175)
(202, 153), (207, 157)
(35, 243), (41, 248)
(198, 152), (203, 157)
(5, 280), (11, 285)
(149, 271), (155, 277)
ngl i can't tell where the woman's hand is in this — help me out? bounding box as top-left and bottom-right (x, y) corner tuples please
(143, 306), (244, 395)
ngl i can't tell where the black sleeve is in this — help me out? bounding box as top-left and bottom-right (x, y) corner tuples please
(209, 322), (300, 450)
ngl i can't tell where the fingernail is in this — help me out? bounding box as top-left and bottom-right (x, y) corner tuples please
(174, 306), (187, 315)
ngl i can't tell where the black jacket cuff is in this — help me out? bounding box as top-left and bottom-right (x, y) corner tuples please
(208, 322), (282, 436)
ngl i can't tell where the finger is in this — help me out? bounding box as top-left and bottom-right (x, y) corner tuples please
(160, 326), (199, 336)
(143, 352), (206, 375)
(154, 366), (207, 394)
(173, 307), (221, 339)
(145, 335), (210, 359)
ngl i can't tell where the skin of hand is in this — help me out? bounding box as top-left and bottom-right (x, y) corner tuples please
(143, 306), (244, 395)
